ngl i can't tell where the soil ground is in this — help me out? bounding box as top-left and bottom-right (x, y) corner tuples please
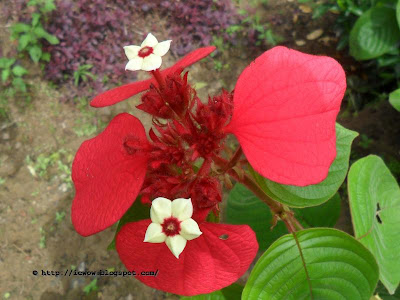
(0, 1), (399, 299)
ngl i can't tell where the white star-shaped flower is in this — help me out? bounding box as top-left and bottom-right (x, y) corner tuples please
(124, 33), (171, 72)
(144, 197), (202, 259)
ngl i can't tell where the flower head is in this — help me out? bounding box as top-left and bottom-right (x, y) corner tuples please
(90, 46), (216, 108)
(124, 33), (171, 72)
(144, 197), (202, 258)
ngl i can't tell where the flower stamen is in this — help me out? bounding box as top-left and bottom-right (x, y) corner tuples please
(138, 46), (154, 58)
(162, 217), (181, 236)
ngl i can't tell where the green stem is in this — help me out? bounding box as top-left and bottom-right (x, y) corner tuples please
(292, 231), (314, 300)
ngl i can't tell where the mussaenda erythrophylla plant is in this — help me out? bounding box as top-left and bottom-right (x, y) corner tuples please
(71, 33), (346, 296)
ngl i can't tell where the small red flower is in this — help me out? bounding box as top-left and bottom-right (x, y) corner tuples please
(224, 46), (346, 186)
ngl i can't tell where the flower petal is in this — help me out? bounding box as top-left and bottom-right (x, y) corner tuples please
(90, 46), (216, 108)
(153, 40), (171, 56)
(116, 220), (258, 296)
(165, 235), (187, 258)
(180, 218), (202, 240)
(150, 197), (172, 224)
(124, 45), (141, 60)
(144, 223), (167, 243)
(171, 198), (193, 221)
(225, 46), (346, 186)
(71, 113), (149, 236)
(141, 33), (158, 48)
(141, 54), (162, 71)
(125, 57), (143, 71)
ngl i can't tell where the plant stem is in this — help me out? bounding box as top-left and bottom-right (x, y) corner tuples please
(213, 152), (304, 233)
(228, 169), (283, 215)
(221, 146), (243, 172)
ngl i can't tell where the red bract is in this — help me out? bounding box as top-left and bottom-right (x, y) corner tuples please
(116, 220), (258, 296)
(90, 46), (216, 108)
(224, 46), (346, 186)
(71, 113), (150, 236)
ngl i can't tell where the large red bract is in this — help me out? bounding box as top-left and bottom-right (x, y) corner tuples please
(116, 220), (258, 296)
(225, 46), (346, 186)
(71, 113), (149, 236)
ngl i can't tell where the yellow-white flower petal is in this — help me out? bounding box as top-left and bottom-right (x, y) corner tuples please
(171, 198), (193, 221)
(144, 223), (167, 243)
(125, 57), (143, 71)
(141, 33), (158, 48)
(180, 218), (202, 241)
(123, 45), (141, 60)
(153, 40), (172, 56)
(141, 54), (162, 71)
(165, 235), (187, 259)
(150, 197), (172, 224)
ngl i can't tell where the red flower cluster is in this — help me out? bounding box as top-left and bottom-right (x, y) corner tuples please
(71, 46), (346, 296)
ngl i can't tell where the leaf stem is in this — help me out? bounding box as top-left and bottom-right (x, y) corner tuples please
(292, 231), (313, 300)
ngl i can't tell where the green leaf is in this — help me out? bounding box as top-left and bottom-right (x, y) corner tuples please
(107, 197), (149, 250)
(180, 283), (243, 300)
(29, 46), (42, 63)
(12, 65), (28, 77)
(349, 7), (400, 60)
(226, 183), (287, 251)
(375, 281), (400, 299)
(293, 193), (341, 228)
(348, 155), (400, 294)
(243, 228), (379, 300)
(389, 88), (400, 112)
(226, 184), (341, 251)
(33, 26), (48, 38)
(397, 0), (400, 30)
(12, 77), (26, 92)
(44, 34), (59, 45)
(2, 69), (10, 82)
(181, 290), (225, 300)
(41, 52), (51, 62)
(34, 27), (59, 45)
(11, 23), (30, 34)
(43, 1), (56, 13)
(0, 57), (16, 69)
(250, 123), (358, 207)
(32, 13), (40, 27)
(18, 34), (32, 51)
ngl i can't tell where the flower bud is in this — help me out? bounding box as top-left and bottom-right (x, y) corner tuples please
(190, 177), (222, 209)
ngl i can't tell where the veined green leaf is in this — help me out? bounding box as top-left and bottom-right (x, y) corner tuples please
(349, 7), (400, 60)
(243, 228), (379, 299)
(348, 155), (400, 294)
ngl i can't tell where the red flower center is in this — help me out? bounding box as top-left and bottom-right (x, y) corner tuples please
(161, 217), (181, 236)
(138, 46), (154, 58)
